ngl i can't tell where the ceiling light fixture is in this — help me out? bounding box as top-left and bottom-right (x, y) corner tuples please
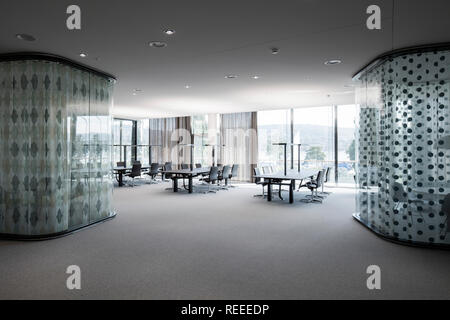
(79, 53), (88, 58)
(252, 76), (260, 80)
(324, 59), (342, 65)
(149, 41), (167, 48)
(225, 75), (238, 79)
(164, 29), (176, 35)
(16, 33), (36, 41)
(185, 85), (190, 89)
(271, 47), (279, 55)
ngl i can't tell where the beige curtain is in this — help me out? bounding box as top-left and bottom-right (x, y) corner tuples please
(219, 112), (258, 181)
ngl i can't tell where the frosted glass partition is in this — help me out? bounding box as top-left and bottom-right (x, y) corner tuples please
(0, 53), (116, 238)
(354, 45), (450, 247)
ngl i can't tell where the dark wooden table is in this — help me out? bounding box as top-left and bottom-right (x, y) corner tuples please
(254, 169), (317, 203)
(161, 168), (211, 193)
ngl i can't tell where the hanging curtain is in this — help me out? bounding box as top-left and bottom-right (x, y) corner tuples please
(220, 112), (258, 181)
(149, 117), (176, 165)
(175, 116), (192, 168)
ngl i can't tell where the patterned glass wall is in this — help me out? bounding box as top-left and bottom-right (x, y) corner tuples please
(0, 59), (114, 237)
(355, 49), (450, 246)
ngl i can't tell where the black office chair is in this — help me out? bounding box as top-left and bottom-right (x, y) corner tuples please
(145, 163), (160, 183)
(203, 166), (219, 193)
(116, 161), (125, 167)
(319, 167), (332, 196)
(181, 163), (189, 169)
(125, 163), (142, 187)
(253, 167), (268, 197)
(163, 162), (174, 190)
(228, 164), (239, 188)
(195, 163), (202, 168)
(301, 170), (324, 203)
(218, 165), (231, 189)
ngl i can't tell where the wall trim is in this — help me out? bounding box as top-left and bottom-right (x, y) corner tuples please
(353, 213), (450, 250)
(0, 51), (116, 82)
(0, 212), (117, 241)
(352, 42), (450, 80)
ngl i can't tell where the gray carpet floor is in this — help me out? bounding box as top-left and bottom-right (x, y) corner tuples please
(1, 180), (449, 299)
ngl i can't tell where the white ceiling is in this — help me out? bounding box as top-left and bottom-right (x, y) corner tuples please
(1, 0), (450, 119)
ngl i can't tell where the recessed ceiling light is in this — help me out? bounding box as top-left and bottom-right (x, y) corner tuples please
(149, 41), (167, 48)
(185, 85), (190, 89)
(324, 59), (342, 65)
(79, 53), (88, 58)
(225, 75), (238, 79)
(271, 47), (279, 55)
(16, 33), (36, 41)
(164, 29), (176, 35)
(252, 76), (260, 80)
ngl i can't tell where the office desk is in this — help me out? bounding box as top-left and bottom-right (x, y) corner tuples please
(254, 169), (317, 203)
(113, 165), (150, 187)
(162, 168), (211, 193)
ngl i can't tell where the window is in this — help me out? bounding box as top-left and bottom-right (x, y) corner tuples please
(337, 105), (357, 184)
(113, 119), (135, 166)
(293, 106), (334, 174)
(257, 109), (291, 171)
(136, 119), (149, 164)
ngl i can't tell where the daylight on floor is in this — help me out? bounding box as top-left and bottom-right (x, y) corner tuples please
(0, 0), (450, 305)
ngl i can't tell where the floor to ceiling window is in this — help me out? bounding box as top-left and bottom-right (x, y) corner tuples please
(113, 119), (135, 166)
(293, 106), (334, 175)
(337, 104), (357, 184)
(192, 115), (209, 166)
(257, 105), (356, 185)
(137, 119), (150, 164)
(257, 109), (291, 171)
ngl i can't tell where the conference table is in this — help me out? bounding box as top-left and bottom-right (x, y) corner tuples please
(113, 165), (150, 187)
(161, 167), (211, 193)
(254, 169), (317, 204)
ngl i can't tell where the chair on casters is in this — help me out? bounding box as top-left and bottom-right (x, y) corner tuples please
(145, 163), (160, 183)
(228, 164), (239, 188)
(195, 163), (202, 168)
(125, 163), (142, 187)
(203, 166), (219, 193)
(253, 167), (268, 197)
(300, 170), (324, 203)
(319, 167), (332, 196)
(164, 163), (174, 190)
(218, 165), (231, 189)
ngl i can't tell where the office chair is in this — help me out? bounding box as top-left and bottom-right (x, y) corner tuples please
(227, 164), (239, 187)
(195, 163), (202, 168)
(163, 162), (172, 181)
(125, 163), (142, 187)
(116, 161), (125, 167)
(181, 163), (189, 169)
(253, 167), (268, 197)
(319, 167), (332, 196)
(164, 163), (174, 190)
(202, 166), (219, 193)
(300, 170), (324, 203)
(145, 163), (160, 184)
(218, 165), (231, 189)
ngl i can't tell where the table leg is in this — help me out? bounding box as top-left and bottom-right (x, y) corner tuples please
(173, 178), (178, 192)
(267, 180), (272, 202)
(289, 180), (294, 203)
(118, 171), (124, 187)
(188, 176), (193, 193)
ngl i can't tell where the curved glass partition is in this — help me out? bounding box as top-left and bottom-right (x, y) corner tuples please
(354, 45), (450, 247)
(0, 53), (116, 239)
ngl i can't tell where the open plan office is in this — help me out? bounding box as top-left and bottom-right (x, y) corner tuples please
(0, 0), (450, 301)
